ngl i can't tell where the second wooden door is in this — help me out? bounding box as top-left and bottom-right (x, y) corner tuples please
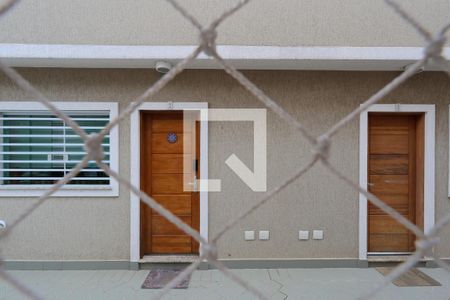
(368, 114), (424, 253)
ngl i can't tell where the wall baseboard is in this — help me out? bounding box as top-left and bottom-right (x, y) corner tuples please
(4, 258), (449, 270)
(12, 258), (450, 270)
(198, 259), (368, 270)
(425, 259), (450, 268)
(2, 261), (138, 270)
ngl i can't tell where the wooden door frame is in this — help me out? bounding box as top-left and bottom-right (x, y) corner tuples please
(359, 104), (435, 260)
(129, 102), (208, 262)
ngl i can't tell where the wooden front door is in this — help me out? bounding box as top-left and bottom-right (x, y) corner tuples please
(140, 111), (200, 255)
(368, 114), (424, 253)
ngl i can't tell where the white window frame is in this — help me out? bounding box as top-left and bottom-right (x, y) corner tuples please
(359, 104), (435, 260)
(0, 101), (119, 197)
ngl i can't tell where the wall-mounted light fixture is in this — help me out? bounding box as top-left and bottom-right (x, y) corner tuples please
(155, 61), (172, 74)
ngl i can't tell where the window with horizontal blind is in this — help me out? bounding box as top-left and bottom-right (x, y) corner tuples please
(0, 102), (119, 197)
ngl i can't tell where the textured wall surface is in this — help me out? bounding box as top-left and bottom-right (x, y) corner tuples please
(0, 0), (449, 47)
(0, 68), (449, 260)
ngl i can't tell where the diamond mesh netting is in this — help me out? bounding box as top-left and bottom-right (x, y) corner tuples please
(0, 0), (449, 299)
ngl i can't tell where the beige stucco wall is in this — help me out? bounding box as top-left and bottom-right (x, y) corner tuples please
(0, 68), (449, 261)
(0, 0), (449, 47)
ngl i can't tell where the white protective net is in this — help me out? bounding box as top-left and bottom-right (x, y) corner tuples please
(0, 0), (449, 299)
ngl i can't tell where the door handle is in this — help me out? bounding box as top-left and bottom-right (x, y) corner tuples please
(187, 175), (198, 192)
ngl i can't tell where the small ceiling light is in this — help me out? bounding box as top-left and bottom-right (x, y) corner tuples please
(155, 61), (172, 74)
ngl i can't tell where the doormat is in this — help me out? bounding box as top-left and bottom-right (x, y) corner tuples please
(376, 267), (441, 287)
(141, 269), (191, 289)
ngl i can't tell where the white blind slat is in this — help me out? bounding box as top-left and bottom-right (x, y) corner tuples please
(2, 169), (105, 172)
(2, 143), (107, 147)
(0, 160), (110, 163)
(0, 151), (110, 155)
(0, 117), (109, 121)
(0, 134), (109, 138)
(1, 177), (109, 181)
(1, 126), (105, 130)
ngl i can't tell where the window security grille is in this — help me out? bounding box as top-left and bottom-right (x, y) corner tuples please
(0, 111), (110, 186)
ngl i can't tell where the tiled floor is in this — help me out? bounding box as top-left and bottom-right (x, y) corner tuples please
(0, 268), (449, 299)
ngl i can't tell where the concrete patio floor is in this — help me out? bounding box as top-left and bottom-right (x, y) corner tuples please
(0, 268), (449, 299)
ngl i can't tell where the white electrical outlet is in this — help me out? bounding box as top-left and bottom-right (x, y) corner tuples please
(298, 230), (309, 240)
(259, 230), (270, 240)
(313, 230), (324, 240)
(244, 231), (255, 241)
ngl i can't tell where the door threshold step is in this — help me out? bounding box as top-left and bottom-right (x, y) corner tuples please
(368, 255), (430, 262)
(140, 255), (199, 264)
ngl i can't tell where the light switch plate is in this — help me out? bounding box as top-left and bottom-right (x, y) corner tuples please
(244, 231), (255, 241)
(313, 230), (324, 240)
(298, 230), (309, 240)
(259, 230), (270, 240)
